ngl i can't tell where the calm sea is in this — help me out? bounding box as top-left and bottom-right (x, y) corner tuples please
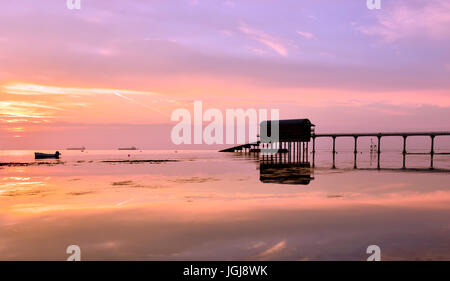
(0, 148), (449, 260)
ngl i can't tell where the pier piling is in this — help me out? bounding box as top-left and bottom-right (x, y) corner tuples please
(402, 136), (407, 154)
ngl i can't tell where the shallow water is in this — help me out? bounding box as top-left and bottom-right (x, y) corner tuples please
(0, 149), (449, 260)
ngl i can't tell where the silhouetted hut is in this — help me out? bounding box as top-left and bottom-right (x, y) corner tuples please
(259, 119), (315, 143)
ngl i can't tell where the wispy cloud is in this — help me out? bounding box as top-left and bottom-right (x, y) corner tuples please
(113, 91), (169, 117)
(2, 82), (162, 97)
(0, 83), (175, 124)
(0, 101), (63, 111)
(239, 22), (288, 56)
(296, 30), (314, 40)
(0, 101), (58, 120)
(359, 0), (450, 41)
(254, 240), (287, 260)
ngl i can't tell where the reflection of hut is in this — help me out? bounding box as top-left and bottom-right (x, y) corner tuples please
(259, 162), (314, 185)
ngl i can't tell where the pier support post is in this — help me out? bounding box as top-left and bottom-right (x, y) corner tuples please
(304, 142), (307, 162)
(430, 135), (435, 155)
(288, 142), (291, 163)
(312, 148), (315, 168)
(353, 136), (358, 169)
(402, 136), (407, 154)
(332, 136), (336, 169)
(430, 135), (435, 170)
(312, 137), (316, 153)
(377, 135), (381, 154)
(306, 142), (309, 162)
(279, 142), (283, 162)
(402, 136), (407, 169)
(302, 142), (305, 162)
(332, 137), (336, 154)
(270, 142), (273, 162)
(311, 137), (316, 167)
(377, 135), (381, 169)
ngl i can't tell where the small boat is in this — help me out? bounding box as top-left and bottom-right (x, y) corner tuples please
(118, 146), (137, 150)
(35, 151), (61, 159)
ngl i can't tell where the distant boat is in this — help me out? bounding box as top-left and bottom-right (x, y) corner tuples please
(67, 146), (85, 151)
(118, 146), (137, 150)
(35, 151), (61, 159)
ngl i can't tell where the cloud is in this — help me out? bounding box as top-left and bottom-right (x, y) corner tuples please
(296, 31), (314, 40)
(239, 22), (288, 56)
(2, 82), (162, 97)
(0, 82), (176, 125)
(245, 46), (266, 55)
(0, 101), (59, 120)
(255, 241), (287, 260)
(113, 91), (169, 117)
(359, 0), (450, 41)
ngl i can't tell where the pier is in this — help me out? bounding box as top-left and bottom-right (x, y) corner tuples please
(313, 131), (450, 169)
(219, 119), (450, 170)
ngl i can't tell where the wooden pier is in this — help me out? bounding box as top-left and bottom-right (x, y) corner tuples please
(312, 131), (450, 169)
(219, 119), (449, 170)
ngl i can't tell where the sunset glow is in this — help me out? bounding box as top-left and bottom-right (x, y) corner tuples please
(1, 1), (450, 264)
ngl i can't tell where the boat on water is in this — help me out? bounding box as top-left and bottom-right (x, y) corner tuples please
(35, 151), (61, 159)
(67, 146), (85, 151)
(118, 146), (137, 150)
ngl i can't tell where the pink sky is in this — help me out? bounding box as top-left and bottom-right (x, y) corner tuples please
(1, 0), (449, 149)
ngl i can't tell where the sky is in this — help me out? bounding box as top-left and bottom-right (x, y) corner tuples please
(0, 0), (449, 149)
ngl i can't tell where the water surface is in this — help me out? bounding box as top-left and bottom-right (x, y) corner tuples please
(0, 149), (449, 260)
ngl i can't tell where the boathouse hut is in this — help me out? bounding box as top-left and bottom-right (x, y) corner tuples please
(259, 119), (315, 143)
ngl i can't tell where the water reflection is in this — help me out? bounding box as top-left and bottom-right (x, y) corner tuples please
(1, 150), (450, 260)
(256, 151), (450, 185)
(259, 162), (313, 185)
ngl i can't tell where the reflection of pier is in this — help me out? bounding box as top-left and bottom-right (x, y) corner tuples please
(229, 152), (450, 186)
(313, 132), (450, 169)
(258, 156), (450, 185)
(259, 162), (313, 185)
(228, 148), (449, 187)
